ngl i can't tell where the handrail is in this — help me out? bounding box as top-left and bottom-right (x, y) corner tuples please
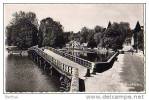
(28, 46), (79, 92)
(29, 46), (75, 75)
(44, 46), (93, 69)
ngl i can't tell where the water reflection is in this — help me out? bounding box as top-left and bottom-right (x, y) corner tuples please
(5, 55), (60, 92)
(64, 50), (114, 62)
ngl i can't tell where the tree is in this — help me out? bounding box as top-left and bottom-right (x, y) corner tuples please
(134, 21), (141, 33)
(133, 21), (143, 51)
(6, 11), (38, 49)
(94, 25), (104, 33)
(87, 38), (97, 49)
(93, 25), (105, 45)
(80, 27), (90, 43)
(107, 21), (112, 28)
(62, 32), (72, 44)
(102, 22), (131, 50)
(133, 21), (144, 51)
(5, 26), (13, 46)
(137, 30), (144, 51)
(38, 17), (65, 48)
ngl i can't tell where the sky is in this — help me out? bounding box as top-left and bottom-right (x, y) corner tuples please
(4, 4), (144, 32)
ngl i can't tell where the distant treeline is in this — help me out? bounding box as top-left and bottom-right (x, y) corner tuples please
(6, 11), (144, 51)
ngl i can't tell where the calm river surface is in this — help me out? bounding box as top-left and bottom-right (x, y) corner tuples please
(63, 49), (114, 62)
(5, 54), (60, 92)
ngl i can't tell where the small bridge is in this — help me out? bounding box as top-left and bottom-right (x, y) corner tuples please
(28, 46), (118, 92)
(28, 46), (95, 92)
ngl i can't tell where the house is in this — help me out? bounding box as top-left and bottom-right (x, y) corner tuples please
(81, 43), (88, 49)
(65, 40), (81, 49)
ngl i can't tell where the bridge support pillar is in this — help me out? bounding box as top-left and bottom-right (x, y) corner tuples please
(85, 68), (91, 77)
(36, 55), (39, 64)
(34, 53), (37, 62)
(32, 52), (35, 62)
(59, 75), (71, 92)
(39, 57), (42, 67)
(43, 61), (46, 71)
(33, 52), (35, 62)
(33, 53), (35, 62)
(49, 66), (53, 76)
(91, 67), (96, 75)
(91, 62), (96, 75)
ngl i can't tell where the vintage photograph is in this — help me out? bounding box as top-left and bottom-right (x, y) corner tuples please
(4, 4), (145, 93)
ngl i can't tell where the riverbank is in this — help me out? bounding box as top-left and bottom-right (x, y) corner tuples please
(6, 46), (28, 56)
(84, 52), (144, 92)
(121, 52), (144, 92)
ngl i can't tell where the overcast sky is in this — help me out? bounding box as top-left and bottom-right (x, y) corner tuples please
(4, 4), (144, 32)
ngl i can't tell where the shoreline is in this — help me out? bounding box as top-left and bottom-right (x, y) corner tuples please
(84, 52), (144, 92)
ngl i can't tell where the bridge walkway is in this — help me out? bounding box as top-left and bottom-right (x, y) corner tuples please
(43, 49), (87, 79)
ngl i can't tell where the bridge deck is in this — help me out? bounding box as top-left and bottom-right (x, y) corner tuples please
(43, 49), (87, 79)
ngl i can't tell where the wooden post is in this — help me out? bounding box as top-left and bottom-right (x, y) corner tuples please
(85, 68), (91, 77)
(92, 68), (96, 75)
(49, 67), (53, 76)
(44, 61), (46, 71)
(39, 57), (42, 67)
(36, 55), (38, 64)
(32, 52), (36, 62)
(91, 62), (96, 75)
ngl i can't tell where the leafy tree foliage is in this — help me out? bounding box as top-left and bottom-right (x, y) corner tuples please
(102, 22), (131, 50)
(107, 21), (112, 28)
(63, 32), (73, 44)
(134, 21), (141, 33)
(80, 27), (90, 43)
(38, 17), (65, 48)
(6, 11), (142, 51)
(6, 11), (38, 49)
(87, 38), (97, 49)
(137, 30), (144, 51)
(133, 21), (144, 51)
(74, 23), (131, 50)
(93, 25), (105, 46)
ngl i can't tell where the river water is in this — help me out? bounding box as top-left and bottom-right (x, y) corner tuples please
(5, 54), (60, 92)
(62, 49), (114, 62)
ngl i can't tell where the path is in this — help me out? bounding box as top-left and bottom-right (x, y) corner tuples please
(121, 53), (144, 92)
(85, 53), (144, 92)
(43, 48), (144, 92)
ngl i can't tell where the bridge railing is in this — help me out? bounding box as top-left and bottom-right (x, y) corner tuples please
(44, 46), (93, 69)
(28, 46), (79, 92)
(29, 46), (75, 75)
